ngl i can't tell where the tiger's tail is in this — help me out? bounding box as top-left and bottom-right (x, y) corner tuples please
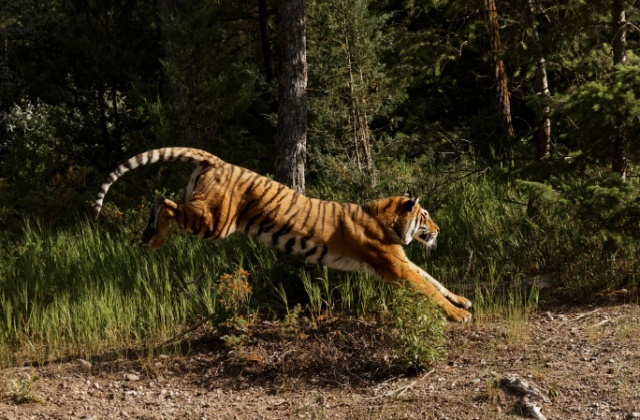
(93, 147), (220, 220)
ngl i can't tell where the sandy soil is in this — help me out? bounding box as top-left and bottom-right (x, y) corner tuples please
(2, 297), (639, 419)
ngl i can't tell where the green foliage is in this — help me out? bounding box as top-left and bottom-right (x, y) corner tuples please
(307, 0), (406, 173)
(385, 286), (446, 372)
(8, 371), (41, 404)
(554, 62), (640, 167)
(0, 100), (90, 226)
(158, 1), (275, 168)
(516, 172), (640, 294)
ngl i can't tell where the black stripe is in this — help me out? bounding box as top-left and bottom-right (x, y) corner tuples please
(249, 176), (268, 194)
(304, 246), (318, 258)
(381, 199), (395, 213)
(208, 205), (222, 235)
(256, 216), (272, 235)
(263, 223), (277, 233)
(237, 172), (260, 195)
(193, 212), (202, 234)
(237, 199), (258, 223)
(216, 168), (243, 234)
(283, 192), (301, 215)
(203, 226), (215, 239)
(271, 224), (293, 245)
(317, 245), (329, 265)
(262, 183), (286, 208)
(244, 212), (263, 232)
(178, 208), (187, 229)
(319, 202), (329, 233)
(193, 173), (203, 188)
(285, 238), (296, 254)
(300, 236), (309, 250)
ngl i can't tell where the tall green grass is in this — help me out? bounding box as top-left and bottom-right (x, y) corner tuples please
(0, 219), (400, 366)
(0, 221), (252, 365)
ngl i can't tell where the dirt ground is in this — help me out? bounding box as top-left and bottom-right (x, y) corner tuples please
(2, 295), (639, 419)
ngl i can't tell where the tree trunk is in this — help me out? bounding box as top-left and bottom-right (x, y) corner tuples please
(258, 0), (274, 83)
(274, 0), (307, 194)
(612, 0), (627, 181)
(485, 0), (515, 156)
(524, 0), (551, 160)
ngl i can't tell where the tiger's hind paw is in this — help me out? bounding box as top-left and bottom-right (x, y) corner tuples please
(141, 225), (157, 244)
(140, 196), (173, 248)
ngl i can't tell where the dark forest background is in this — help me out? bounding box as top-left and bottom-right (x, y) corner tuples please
(1, 0), (639, 296)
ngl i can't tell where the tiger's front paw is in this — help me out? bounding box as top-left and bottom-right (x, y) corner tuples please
(445, 306), (472, 323)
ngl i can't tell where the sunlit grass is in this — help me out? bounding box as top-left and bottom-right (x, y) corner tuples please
(0, 220), (247, 365)
(3, 166), (634, 368)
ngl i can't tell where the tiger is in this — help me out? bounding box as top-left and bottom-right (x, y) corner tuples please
(93, 147), (472, 322)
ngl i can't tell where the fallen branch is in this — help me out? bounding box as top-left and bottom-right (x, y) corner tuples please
(500, 376), (549, 420)
(368, 369), (435, 400)
(501, 376), (550, 403)
(517, 395), (547, 420)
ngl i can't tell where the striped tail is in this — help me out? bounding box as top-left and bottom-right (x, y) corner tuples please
(93, 147), (219, 220)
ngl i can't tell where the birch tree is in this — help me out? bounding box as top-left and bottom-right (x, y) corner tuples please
(612, 0), (627, 181)
(524, 0), (551, 160)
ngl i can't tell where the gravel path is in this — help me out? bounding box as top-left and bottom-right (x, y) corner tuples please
(2, 300), (639, 419)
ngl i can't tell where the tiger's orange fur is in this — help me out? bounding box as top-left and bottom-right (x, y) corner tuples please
(94, 147), (472, 322)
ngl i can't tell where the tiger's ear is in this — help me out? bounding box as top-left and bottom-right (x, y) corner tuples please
(404, 190), (413, 199)
(402, 196), (420, 211)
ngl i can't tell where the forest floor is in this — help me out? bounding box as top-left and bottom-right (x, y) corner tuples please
(1, 292), (639, 420)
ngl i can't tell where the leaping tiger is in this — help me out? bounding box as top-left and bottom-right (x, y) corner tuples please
(93, 147), (472, 322)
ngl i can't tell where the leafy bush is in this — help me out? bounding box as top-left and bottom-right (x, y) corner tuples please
(385, 286), (447, 372)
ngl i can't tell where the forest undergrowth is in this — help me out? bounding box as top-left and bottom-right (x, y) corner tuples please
(1, 161), (638, 372)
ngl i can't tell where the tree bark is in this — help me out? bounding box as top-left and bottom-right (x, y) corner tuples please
(524, 0), (551, 160)
(612, 0), (627, 181)
(274, 0), (307, 194)
(485, 0), (515, 156)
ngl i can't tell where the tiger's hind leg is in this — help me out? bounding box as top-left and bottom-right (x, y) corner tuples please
(141, 195), (213, 248)
(142, 197), (179, 248)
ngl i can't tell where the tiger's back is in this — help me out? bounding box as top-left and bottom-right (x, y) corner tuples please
(94, 147), (472, 322)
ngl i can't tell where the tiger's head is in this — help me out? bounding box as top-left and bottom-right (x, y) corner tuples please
(397, 192), (439, 249)
(364, 192), (440, 249)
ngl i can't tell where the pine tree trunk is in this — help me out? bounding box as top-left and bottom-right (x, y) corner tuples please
(274, 0), (307, 194)
(524, 0), (551, 160)
(485, 0), (515, 156)
(612, 0), (627, 181)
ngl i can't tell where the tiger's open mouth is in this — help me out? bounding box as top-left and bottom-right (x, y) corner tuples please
(417, 232), (437, 248)
(419, 233), (433, 242)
